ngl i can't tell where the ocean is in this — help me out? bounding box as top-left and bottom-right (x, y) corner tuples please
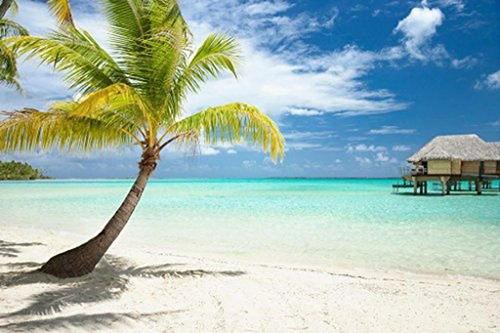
(1, 178), (499, 279)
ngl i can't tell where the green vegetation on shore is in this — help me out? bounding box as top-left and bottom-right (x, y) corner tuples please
(0, 160), (50, 180)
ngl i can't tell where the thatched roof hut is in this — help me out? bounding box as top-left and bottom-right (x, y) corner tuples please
(486, 142), (500, 160)
(408, 134), (500, 162)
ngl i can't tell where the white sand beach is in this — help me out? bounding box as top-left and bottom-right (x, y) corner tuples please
(1, 225), (499, 333)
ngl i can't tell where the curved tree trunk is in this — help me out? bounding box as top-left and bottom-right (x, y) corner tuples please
(0, 0), (14, 19)
(40, 150), (157, 278)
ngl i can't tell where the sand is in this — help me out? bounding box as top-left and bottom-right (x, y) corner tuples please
(1, 225), (499, 333)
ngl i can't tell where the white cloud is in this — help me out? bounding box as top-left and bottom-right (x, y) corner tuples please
(283, 131), (335, 140)
(286, 108), (324, 116)
(368, 126), (416, 135)
(355, 156), (372, 165)
(474, 70), (500, 90)
(347, 136), (369, 142)
(394, 5), (445, 62)
(184, 42), (407, 118)
(392, 145), (411, 151)
(242, 160), (256, 168)
(245, 0), (293, 16)
(287, 143), (323, 151)
(226, 149), (237, 155)
(347, 144), (387, 152)
(375, 152), (398, 163)
(182, 0), (336, 49)
(199, 146), (220, 156)
(429, 0), (465, 12)
(451, 56), (477, 69)
(375, 152), (390, 162)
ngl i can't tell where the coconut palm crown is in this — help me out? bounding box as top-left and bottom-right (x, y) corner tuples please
(1, 0), (28, 90)
(0, 0), (285, 278)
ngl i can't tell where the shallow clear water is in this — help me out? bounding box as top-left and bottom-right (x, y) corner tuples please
(1, 179), (499, 279)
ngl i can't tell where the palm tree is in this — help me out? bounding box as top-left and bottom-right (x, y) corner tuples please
(0, 0), (15, 19)
(0, 0), (28, 90)
(0, 0), (285, 278)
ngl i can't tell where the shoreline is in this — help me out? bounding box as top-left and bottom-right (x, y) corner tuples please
(1, 225), (500, 332)
(3, 223), (500, 284)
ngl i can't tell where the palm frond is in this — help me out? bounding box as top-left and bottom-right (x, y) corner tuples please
(72, 83), (147, 123)
(6, 27), (129, 94)
(47, 0), (74, 26)
(166, 103), (285, 162)
(162, 33), (240, 125)
(177, 33), (239, 95)
(9, 0), (18, 16)
(0, 107), (133, 153)
(101, 0), (146, 75)
(0, 18), (28, 38)
(0, 40), (22, 91)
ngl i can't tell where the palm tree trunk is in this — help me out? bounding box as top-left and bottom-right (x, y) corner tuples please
(40, 150), (157, 278)
(0, 0), (14, 19)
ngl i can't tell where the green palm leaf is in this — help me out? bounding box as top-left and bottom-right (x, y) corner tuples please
(47, 0), (74, 26)
(167, 103), (285, 162)
(1, 0), (285, 161)
(0, 17), (28, 91)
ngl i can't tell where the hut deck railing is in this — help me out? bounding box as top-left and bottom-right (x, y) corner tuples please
(400, 166), (427, 177)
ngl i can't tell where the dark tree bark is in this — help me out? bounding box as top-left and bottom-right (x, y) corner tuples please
(40, 149), (158, 278)
(0, 0), (14, 19)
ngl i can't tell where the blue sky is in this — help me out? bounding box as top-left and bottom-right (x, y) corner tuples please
(1, 0), (499, 178)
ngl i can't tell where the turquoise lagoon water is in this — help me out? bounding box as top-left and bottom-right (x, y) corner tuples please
(1, 179), (499, 279)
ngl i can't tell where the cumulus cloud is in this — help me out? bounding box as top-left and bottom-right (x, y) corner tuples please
(245, 0), (293, 16)
(242, 160), (256, 168)
(347, 144), (387, 152)
(394, 5), (445, 62)
(287, 143), (323, 151)
(451, 56), (477, 69)
(286, 108), (324, 116)
(428, 0), (465, 12)
(474, 70), (500, 90)
(283, 131), (335, 140)
(199, 146), (220, 156)
(355, 156), (372, 165)
(182, 0), (337, 49)
(184, 42), (408, 118)
(375, 152), (398, 163)
(392, 145), (411, 151)
(368, 126), (416, 135)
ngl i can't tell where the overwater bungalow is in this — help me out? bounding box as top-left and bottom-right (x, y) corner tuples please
(397, 134), (500, 195)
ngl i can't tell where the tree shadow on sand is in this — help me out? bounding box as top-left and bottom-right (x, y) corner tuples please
(0, 310), (183, 332)
(0, 240), (44, 258)
(0, 254), (245, 331)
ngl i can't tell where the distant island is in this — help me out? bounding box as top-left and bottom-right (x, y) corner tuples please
(0, 161), (51, 180)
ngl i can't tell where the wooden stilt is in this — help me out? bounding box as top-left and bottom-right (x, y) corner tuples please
(419, 181), (423, 194)
(424, 181), (428, 194)
(440, 177), (446, 195)
(476, 179), (482, 195)
(413, 177), (417, 195)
